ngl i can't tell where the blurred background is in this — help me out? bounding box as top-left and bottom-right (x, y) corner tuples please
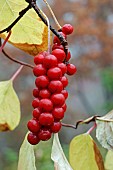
(0, 0), (113, 169)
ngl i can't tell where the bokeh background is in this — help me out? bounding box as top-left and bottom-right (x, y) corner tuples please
(0, 0), (113, 169)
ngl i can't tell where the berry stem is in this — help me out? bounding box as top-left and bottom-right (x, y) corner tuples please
(10, 65), (23, 82)
(62, 122), (77, 129)
(86, 122), (97, 134)
(0, 31), (11, 52)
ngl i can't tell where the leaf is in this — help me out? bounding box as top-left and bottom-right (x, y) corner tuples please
(104, 150), (113, 170)
(0, 80), (20, 131)
(96, 110), (113, 150)
(18, 134), (36, 170)
(0, 0), (48, 55)
(51, 133), (73, 170)
(69, 134), (104, 170)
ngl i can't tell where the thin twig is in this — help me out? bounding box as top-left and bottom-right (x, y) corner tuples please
(62, 123), (77, 129)
(86, 122), (97, 134)
(0, 31), (11, 52)
(11, 65), (23, 82)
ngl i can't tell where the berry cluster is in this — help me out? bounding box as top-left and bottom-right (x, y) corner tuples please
(27, 24), (77, 145)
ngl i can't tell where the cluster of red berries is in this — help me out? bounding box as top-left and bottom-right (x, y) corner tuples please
(27, 24), (77, 145)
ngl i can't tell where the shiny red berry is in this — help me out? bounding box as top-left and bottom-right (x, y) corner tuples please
(43, 54), (58, 68)
(60, 76), (68, 87)
(39, 99), (53, 112)
(27, 119), (40, 133)
(27, 132), (40, 145)
(32, 98), (40, 108)
(65, 51), (71, 61)
(52, 43), (64, 51)
(52, 107), (64, 120)
(51, 93), (65, 107)
(33, 64), (46, 77)
(34, 53), (45, 65)
(32, 108), (41, 119)
(53, 32), (67, 44)
(48, 80), (63, 93)
(52, 49), (66, 62)
(38, 129), (51, 141)
(39, 113), (54, 126)
(62, 24), (74, 35)
(47, 67), (62, 80)
(61, 90), (68, 99)
(35, 75), (49, 88)
(58, 63), (67, 75)
(67, 64), (77, 75)
(50, 122), (62, 133)
(62, 103), (67, 112)
(33, 88), (39, 98)
(39, 89), (51, 99)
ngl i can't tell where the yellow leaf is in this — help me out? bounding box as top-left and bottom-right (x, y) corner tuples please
(18, 134), (36, 170)
(69, 134), (104, 170)
(104, 150), (113, 170)
(0, 80), (20, 131)
(0, 0), (48, 55)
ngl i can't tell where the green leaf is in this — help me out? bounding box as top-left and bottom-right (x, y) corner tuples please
(0, 80), (20, 131)
(18, 134), (36, 170)
(69, 134), (104, 170)
(104, 150), (113, 170)
(0, 0), (48, 55)
(51, 133), (73, 170)
(96, 110), (113, 150)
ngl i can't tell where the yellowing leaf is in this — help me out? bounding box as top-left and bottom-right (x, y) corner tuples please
(18, 134), (36, 170)
(0, 0), (48, 55)
(51, 133), (73, 170)
(104, 150), (113, 170)
(96, 110), (113, 150)
(0, 80), (20, 131)
(69, 134), (104, 170)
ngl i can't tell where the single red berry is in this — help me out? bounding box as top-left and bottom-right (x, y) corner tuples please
(39, 89), (51, 99)
(62, 103), (67, 112)
(65, 51), (71, 61)
(27, 132), (40, 145)
(32, 98), (40, 108)
(52, 49), (66, 62)
(27, 119), (40, 133)
(51, 93), (65, 107)
(58, 63), (67, 75)
(52, 107), (64, 120)
(39, 113), (54, 126)
(34, 53), (45, 65)
(61, 90), (68, 99)
(33, 64), (46, 77)
(35, 75), (49, 88)
(52, 43), (64, 51)
(43, 54), (58, 68)
(50, 122), (62, 133)
(33, 88), (39, 98)
(39, 99), (53, 112)
(67, 64), (77, 75)
(47, 67), (62, 80)
(53, 32), (67, 44)
(60, 76), (68, 88)
(38, 129), (51, 141)
(32, 108), (41, 119)
(62, 24), (74, 35)
(48, 80), (63, 93)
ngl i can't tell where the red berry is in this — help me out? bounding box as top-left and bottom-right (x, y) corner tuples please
(39, 99), (53, 112)
(52, 49), (66, 62)
(27, 119), (40, 133)
(35, 75), (49, 88)
(27, 132), (40, 145)
(50, 122), (62, 133)
(39, 113), (54, 126)
(62, 103), (67, 112)
(61, 90), (68, 99)
(53, 32), (67, 44)
(39, 89), (51, 99)
(52, 107), (64, 120)
(38, 129), (51, 141)
(33, 88), (39, 98)
(33, 64), (46, 77)
(58, 63), (67, 75)
(48, 80), (63, 93)
(43, 54), (58, 68)
(60, 76), (68, 88)
(65, 51), (71, 61)
(51, 93), (65, 107)
(62, 24), (74, 35)
(52, 43), (64, 51)
(67, 64), (77, 75)
(32, 98), (40, 108)
(34, 53), (45, 65)
(47, 67), (62, 80)
(32, 108), (41, 119)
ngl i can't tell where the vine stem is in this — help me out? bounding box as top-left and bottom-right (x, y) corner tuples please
(0, 31), (11, 52)
(10, 65), (23, 82)
(62, 123), (77, 129)
(86, 122), (97, 134)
